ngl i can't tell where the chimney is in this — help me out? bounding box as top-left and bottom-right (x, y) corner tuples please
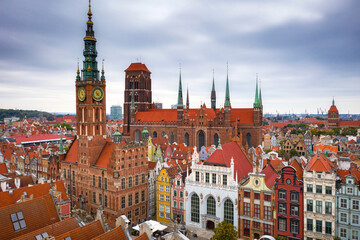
(15, 177), (21, 189)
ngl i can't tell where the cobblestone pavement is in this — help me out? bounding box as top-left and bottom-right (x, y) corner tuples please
(162, 222), (215, 240)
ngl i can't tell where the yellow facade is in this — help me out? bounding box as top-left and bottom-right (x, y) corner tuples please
(156, 169), (172, 223)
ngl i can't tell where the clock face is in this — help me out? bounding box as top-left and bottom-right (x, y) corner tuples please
(92, 87), (104, 101)
(78, 87), (86, 101)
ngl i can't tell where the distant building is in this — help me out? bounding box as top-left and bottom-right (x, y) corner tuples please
(155, 102), (163, 109)
(110, 105), (122, 120)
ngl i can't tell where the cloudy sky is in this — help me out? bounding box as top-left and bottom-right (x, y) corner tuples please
(0, 0), (359, 115)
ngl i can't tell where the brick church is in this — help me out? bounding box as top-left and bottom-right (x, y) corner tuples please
(123, 65), (263, 148)
(61, 2), (148, 227)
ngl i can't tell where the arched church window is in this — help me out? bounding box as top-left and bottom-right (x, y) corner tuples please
(191, 194), (200, 223)
(184, 133), (189, 146)
(170, 133), (175, 144)
(135, 130), (141, 142)
(214, 133), (219, 147)
(162, 131), (166, 137)
(198, 131), (205, 149)
(153, 131), (157, 138)
(207, 196), (216, 216)
(224, 199), (234, 225)
(246, 133), (251, 147)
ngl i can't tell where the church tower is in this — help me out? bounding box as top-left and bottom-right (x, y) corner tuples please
(76, 0), (106, 166)
(328, 97), (339, 128)
(177, 69), (184, 123)
(253, 74), (263, 127)
(123, 62), (152, 135)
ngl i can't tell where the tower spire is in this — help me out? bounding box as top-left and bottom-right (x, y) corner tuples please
(254, 73), (260, 107)
(101, 59), (105, 80)
(224, 63), (231, 108)
(186, 85), (189, 110)
(332, 97), (335, 106)
(177, 65), (183, 107)
(76, 58), (80, 80)
(211, 68), (216, 111)
(259, 78), (263, 107)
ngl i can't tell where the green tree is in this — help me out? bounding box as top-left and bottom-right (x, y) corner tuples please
(342, 127), (357, 136)
(213, 221), (238, 240)
(309, 128), (318, 136)
(333, 127), (341, 135)
(275, 236), (287, 240)
(56, 123), (73, 131)
(278, 149), (286, 158)
(290, 148), (300, 157)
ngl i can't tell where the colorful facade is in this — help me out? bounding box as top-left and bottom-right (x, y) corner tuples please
(156, 169), (172, 223)
(171, 171), (187, 224)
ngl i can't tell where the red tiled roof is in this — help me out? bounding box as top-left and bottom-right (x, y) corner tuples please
(290, 159), (303, 180)
(329, 105), (338, 112)
(6, 134), (73, 145)
(152, 137), (169, 146)
(262, 164), (279, 189)
(0, 175), (35, 192)
(91, 225), (127, 240)
(0, 163), (8, 174)
(12, 217), (80, 240)
(64, 139), (78, 163)
(230, 108), (254, 124)
(0, 181), (68, 208)
(136, 109), (177, 122)
(135, 233), (150, 240)
(204, 142), (252, 182)
(339, 120), (360, 126)
(55, 220), (104, 240)
(306, 153), (334, 173)
(187, 108), (216, 121)
(0, 194), (60, 239)
(125, 62), (151, 73)
(94, 141), (114, 169)
(148, 161), (156, 170)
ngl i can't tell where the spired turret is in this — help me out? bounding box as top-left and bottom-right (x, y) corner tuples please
(177, 68), (184, 123)
(211, 69), (216, 111)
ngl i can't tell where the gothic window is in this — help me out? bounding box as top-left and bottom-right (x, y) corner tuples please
(170, 133), (175, 143)
(153, 131), (157, 138)
(184, 133), (189, 146)
(214, 133), (219, 147)
(207, 196), (216, 216)
(198, 130), (205, 149)
(191, 194), (200, 223)
(246, 133), (251, 147)
(162, 131), (166, 137)
(135, 130), (141, 142)
(224, 199), (234, 225)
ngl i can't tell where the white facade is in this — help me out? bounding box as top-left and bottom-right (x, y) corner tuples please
(303, 170), (336, 240)
(185, 159), (238, 230)
(148, 161), (162, 218)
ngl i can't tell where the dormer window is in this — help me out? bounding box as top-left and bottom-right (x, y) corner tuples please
(11, 211), (26, 231)
(35, 232), (49, 240)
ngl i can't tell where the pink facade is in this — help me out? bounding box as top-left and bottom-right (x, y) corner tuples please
(171, 172), (186, 224)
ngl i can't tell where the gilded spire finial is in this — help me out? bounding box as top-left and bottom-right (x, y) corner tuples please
(77, 58), (80, 73)
(102, 59), (104, 72)
(88, 0), (92, 20)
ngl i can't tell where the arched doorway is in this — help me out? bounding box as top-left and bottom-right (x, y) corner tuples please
(206, 220), (215, 230)
(246, 133), (252, 147)
(254, 233), (260, 239)
(184, 133), (189, 146)
(214, 133), (219, 147)
(198, 131), (205, 149)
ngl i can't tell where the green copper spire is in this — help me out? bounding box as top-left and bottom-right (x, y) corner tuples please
(130, 87), (135, 110)
(101, 59), (105, 80)
(113, 126), (122, 143)
(177, 67), (183, 107)
(259, 79), (263, 107)
(211, 69), (216, 111)
(59, 129), (65, 155)
(142, 126), (149, 141)
(224, 64), (231, 108)
(254, 74), (260, 107)
(332, 97), (335, 106)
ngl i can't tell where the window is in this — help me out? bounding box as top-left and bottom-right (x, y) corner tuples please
(353, 200), (359, 210)
(135, 175), (139, 186)
(121, 178), (126, 190)
(279, 202), (286, 214)
(35, 233), (49, 240)
(166, 195), (170, 202)
(165, 186), (170, 192)
(104, 195), (108, 207)
(264, 224), (271, 235)
(121, 197), (125, 209)
(93, 192), (96, 203)
(307, 219), (313, 231)
(11, 211), (26, 231)
(264, 206), (271, 220)
(316, 185), (322, 194)
(340, 213), (347, 223)
(290, 205), (299, 216)
(159, 185), (164, 192)
(174, 190), (177, 197)
(104, 178), (107, 190)
(264, 194), (271, 201)
(341, 198), (348, 208)
(141, 190), (145, 202)
(352, 230), (359, 240)
(244, 191), (250, 198)
(224, 199), (234, 225)
(279, 190), (286, 200)
(340, 228), (347, 238)
(243, 220), (250, 236)
(353, 215), (359, 224)
(307, 200), (313, 212)
(254, 221), (260, 229)
(279, 218), (286, 231)
(205, 173), (210, 183)
(325, 202), (332, 214)
(135, 192), (139, 204)
(98, 176), (102, 188)
(128, 176), (133, 188)
(195, 172), (199, 182)
(92, 175), (95, 186)
(244, 203), (250, 216)
(316, 220), (322, 233)
(254, 204), (260, 218)
(173, 201), (177, 208)
(223, 175), (227, 186)
(128, 194), (132, 206)
(135, 208), (139, 216)
(99, 193), (102, 205)
(180, 191), (183, 198)
(191, 194), (200, 223)
(142, 173), (145, 184)
(316, 201), (322, 213)
(212, 173), (216, 184)
(128, 210), (132, 219)
(254, 192), (260, 200)
(325, 221), (332, 234)
(325, 186), (332, 195)
(160, 204), (164, 212)
(290, 220), (299, 234)
(290, 192), (299, 202)
(307, 184), (313, 192)
(207, 196), (216, 216)
(348, 187), (353, 194)
(160, 194), (164, 201)
(180, 202), (183, 209)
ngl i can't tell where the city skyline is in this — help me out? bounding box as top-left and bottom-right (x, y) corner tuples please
(0, 0), (359, 114)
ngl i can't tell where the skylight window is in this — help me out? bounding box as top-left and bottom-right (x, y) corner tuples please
(11, 211), (26, 231)
(35, 232), (49, 240)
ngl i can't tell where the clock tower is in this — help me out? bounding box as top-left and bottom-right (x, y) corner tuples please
(76, 0), (106, 166)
